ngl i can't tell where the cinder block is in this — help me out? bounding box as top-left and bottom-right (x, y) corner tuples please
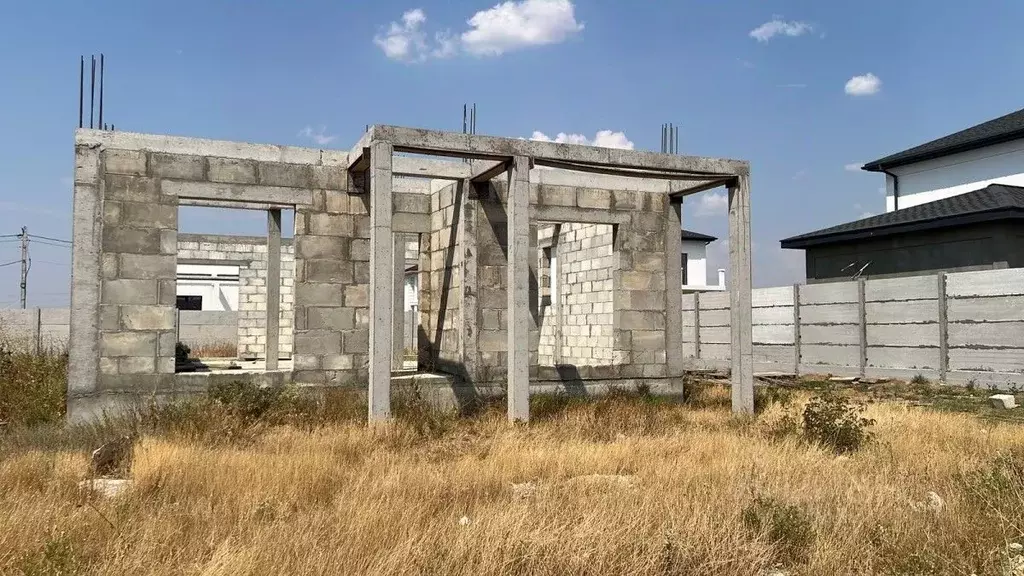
(102, 279), (157, 305)
(119, 356), (156, 374)
(101, 331), (157, 357)
(313, 166), (348, 191)
(160, 230), (177, 255)
(612, 190), (640, 211)
(99, 357), (118, 375)
(208, 157), (257, 184)
(393, 193), (430, 214)
(104, 149), (147, 176)
(258, 162), (313, 188)
(349, 239), (369, 261)
(294, 330), (341, 355)
(309, 213), (354, 237)
(621, 270), (665, 291)
(158, 279), (177, 306)
(293, 354), (321, 370)
(308, 307), (356, 330)
(101, 253), (118, 280)
(121, 202), (177, 229)
(342, 330), (369, 353)
(577, 188), (613, 209)
(344, 285), (369, 308)
(117, 254), (175, 280)
(120, 305), (175, 330)
(296, 235), (346, 260)
(156, 357), (175, 374)
(103, 201), (121, 226)
(301, 260), (351, 283)
(99, 305), (120, 330)
(104, 174), (159, 202)
(618, 310), (666, 331)
(149, 152), (205, 180)
(295, 283), (344, 306)
(623, 290), (665, 311)
(322, 354), (355, 370)
(158, 330), (177, 356)
(103, 227), (161, 255)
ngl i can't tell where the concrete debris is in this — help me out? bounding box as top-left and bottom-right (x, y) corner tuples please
(78, 478), (132, 498)
(990, 394), (1018, 410)
(511, 482), (538, 500)
(909, 491), (944, 513)
(1010, 543), (1024, 554)
(828, 376), (859, 383)
(458, 515), (472, 526)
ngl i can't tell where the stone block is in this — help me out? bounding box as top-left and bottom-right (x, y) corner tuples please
(102, 279), (157, 305)
(103, 201), (121, 226)
(990, 394), (1017, 410)
(117, 254), (175, 280)
(350, 238), (370, 261)
(103, 149), (147, 176)
(119, 356), (156, 374)
(618, 310), (666, 331)
(149, 152), (206, 180)
(296, 235), (346, 260)
(632, 252), (665, 273)
(101, 253), (119, 280)
(577, 188), (613, 209)
(308, 307), (356, 330)
(101, 331), (157, 357)
(104, 174), (159, 202)
(322, 354), (355, 370)
(612, 190), (640, 211)
(158, 279), (177, 306)
(99, 305), (120, 330)
(630, 330), (665, 350)
(160, 230), (177, 255)
(344, 285), (369, 308)
(621, 270), (664, 291)
(313, 166), (348, 191)
(632, 213), (665, 231)
(294, 330), (341, 355)
(304, 259), (353, 283)
(393, 193), (430, 214)
(293, 354), (320, 370)
(208, 157), (257, 184)
(324, 192), (349, 214)
(121, 202), (177, 229)
(103, 227), (161, 255)
(309, 213), (354, 237)
(536, 185), (577, 207)
(258, 162), (313, 188)
(120, 305), (175, 330)
(158, 331), (177, 356)
(157, 357), (175, 374)
(342, 330), (369, 353)
(296, 283), (344, 306)
(99, 357), (118, 375)
(623, 290), (665, 311)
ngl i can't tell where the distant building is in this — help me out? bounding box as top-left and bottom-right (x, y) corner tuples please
(783, 107), (1024, 283)
(681, 230), (726, 292)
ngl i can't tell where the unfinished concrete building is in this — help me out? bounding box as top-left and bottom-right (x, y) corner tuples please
(67, 125), (753, 423)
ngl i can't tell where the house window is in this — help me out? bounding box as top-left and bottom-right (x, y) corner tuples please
(176, 295), (203, 310)
(681, 253), (689, 285)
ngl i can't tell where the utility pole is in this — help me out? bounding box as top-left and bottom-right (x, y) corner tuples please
(19, 227), (28, 309)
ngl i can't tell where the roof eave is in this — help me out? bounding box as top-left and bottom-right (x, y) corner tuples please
(862, 130), (1024, 172)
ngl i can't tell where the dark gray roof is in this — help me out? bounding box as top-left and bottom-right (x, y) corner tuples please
(681, 229), (716, 243)
(863, 107), (1024, 171)
(780, 184), (1024, 249)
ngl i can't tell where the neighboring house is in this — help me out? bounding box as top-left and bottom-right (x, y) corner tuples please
(782, 107), (1024, 283)
(175, 263), (240, 311)
(681, 230), (726, 292)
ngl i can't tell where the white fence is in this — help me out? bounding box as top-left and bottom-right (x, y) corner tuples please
(683, 268), (1024, 387)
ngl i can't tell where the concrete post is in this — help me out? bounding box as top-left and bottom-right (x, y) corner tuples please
(393, 233), (405, 371)
(792, 283), (801, 376)
(664, 199), (684, 377)
(459, 180), (479, 381)
(507, 155), (531, 422)
(67, 145), (103, 413)
(266, 209), (281, 371)
(728, 176), (754, 413)
(937, 271), (948, 381)
(369, 141), (394, 421)
(857, 278), (867, 377)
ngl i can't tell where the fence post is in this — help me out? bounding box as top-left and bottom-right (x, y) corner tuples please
(35, 308), (42, 355)
(937, 271), (948, 381)
(792, 284), (801, 376)
(693, 292), (701, 360)
(857, 278), (867, 377)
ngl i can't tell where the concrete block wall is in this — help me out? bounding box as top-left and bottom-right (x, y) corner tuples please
(557, 223), (614, 365)
(421, 181), (463, 372)
(0, 308), (71, 352)
(177, 234), (295, 359)
(684, 267), (1024, 387)
(176, 310), (238, 350)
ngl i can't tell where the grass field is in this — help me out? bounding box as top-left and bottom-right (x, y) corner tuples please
(5, 375), (1024, 575)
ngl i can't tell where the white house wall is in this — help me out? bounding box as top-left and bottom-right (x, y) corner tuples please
(886, 138), (1024, 211)
(680, 239), (709, 288)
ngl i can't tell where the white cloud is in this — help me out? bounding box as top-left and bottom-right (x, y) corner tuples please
(845, 73), (881, 96)
(374, 1), (582, 62)
(298, 126), (337, 146)
(461, 0), (584, 56)
(373, 9), (457, 62)
(693, 191), (728, 218)
(749, 17), (813, 42)
(530, 129), (634, 149)
(844, 163), (862, 172)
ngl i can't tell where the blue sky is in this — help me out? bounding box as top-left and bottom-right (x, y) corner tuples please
(2, 0), (1023, 306)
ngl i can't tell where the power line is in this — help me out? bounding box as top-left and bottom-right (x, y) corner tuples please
(33, 260), (69, 266)
(30, 240), (71, 249)
(28, 234), (71, 244)
(0, 260), (20, 267)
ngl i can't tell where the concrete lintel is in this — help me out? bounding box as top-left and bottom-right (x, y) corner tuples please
(728, 174), (754, 414)
(368, 141), (394, 421)
(393, 213), (430, 234)
(507, 155), (531, 423)
(164, 181), (313, 206)
(531, 205), (631, 226)
(75, 128), (348, 166)
(470, 159), (513, 182)
(347, 126), (376, 171)
(368, 125), (749, 176)
(670, 178), (737, 196)
(393, 157), (471, 180)
(266, 210), (282, 370)
(177, 198), (294, 211)
(534, 158), (731, 180)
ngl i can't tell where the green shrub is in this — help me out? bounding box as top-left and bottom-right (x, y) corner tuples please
(742, 494), (816, 565)
(754, 386), (793, 413)
(802, 389), (874, 453)
(0, 341), (67, 426)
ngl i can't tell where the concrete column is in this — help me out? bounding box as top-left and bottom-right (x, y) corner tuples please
(459, 180), (479, 381)
(728, 175), (754, 413)
(392, 233), (405, 371)
(937, 271), (948, 382)
(664, 198), (684, 376)
(266, 209), (281, 371)
(369, 141), (394, 421)
(507, 155), (531, 422)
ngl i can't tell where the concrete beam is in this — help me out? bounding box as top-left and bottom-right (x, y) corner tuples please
(470, 159), (511, 182)
(266, 210), (281, 370)
(370, 125), (749, 176)
(368, 141), (394, 421)
(728, 175), (754, 413)
(177, 198), (294, 211)
(507, 155), (531, 423)
(534, 159), (729, 180)
(393, 157), (471, 180)
(530, 205), (631, 226)
(163, 181), (313, 206)
(347, 126), (376, 171)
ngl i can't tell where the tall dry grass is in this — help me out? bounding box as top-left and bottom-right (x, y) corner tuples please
(0, 338), (66, 427)
(4, 385), (1024, 575)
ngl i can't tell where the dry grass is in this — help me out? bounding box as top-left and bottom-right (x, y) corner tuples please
(4, 385), (1024, 575)
(0, 340), (66, 427)
(186, 342), (239, 359)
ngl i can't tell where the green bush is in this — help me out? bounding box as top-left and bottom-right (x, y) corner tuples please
(754, 386), (793, 413)
(742, 494), (816, 565)
(0, 341), (67, 426)
(802, 389), (874, 453)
